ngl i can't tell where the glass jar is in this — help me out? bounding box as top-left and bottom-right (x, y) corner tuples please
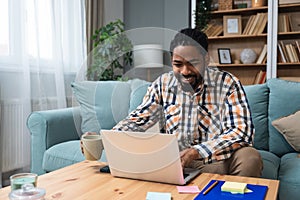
(10, 173), (38, 191)
(9, 184), (46, 200)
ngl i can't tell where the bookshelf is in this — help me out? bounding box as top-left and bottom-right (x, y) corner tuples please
(192, 0), (300, 85)
(274, 2), (300, 81)
(202, 3), (269, 85)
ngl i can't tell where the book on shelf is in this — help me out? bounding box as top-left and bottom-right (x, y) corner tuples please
(291, 43), (300, 62)
(278, 14), (291, 32)
(285, 44), (294, 62)
(285, 43), (300, 62)
(295, 41), (300, 58)
(262, 53), (267, 64)
(255, 13), (268, 35)
(253, 70), (266, 85)
(291, 43), (299, 62)
(256, 44), (267, 64)
(243, 15), (255, 35)
(253, 70), (261, 84)
(247, 14), (260, 35)
(279, 41), (290, 62)
(260, 71), (267, 84)
(289, 13), (300, 32)
(278, 43), (287, 63)
(285, 44), (292, 62)
(243, 13), (267, 35)
(204, 22), (223, 37)
(279, 0), (300, 5)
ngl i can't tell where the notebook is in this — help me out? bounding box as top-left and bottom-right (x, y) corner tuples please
(101, 130), (201, 185)
(194, 180), (268, 200)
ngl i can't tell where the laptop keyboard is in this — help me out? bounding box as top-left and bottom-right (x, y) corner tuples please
(183, 173), (189, 178)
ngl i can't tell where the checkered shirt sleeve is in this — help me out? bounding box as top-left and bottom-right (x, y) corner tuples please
(113, 68), (254, 164)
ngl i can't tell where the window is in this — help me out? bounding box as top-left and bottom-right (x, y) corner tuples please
(0, 0), (86, 72)
(26, 0), (53, 60)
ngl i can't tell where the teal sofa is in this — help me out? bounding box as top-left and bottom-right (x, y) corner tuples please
(27, 78), (300, 200)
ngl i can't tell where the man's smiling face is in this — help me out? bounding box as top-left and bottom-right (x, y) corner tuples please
(172, 45), (207, 92)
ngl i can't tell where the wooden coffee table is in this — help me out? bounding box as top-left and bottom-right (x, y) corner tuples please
(0, 161), (279, 200)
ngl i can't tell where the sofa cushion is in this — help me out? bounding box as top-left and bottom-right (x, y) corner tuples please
(258, 150), (280, 180)
(128, 79), (150, 113)
(71, 81), (131, 133)
(42, 140), (85, 172)
(43, 140), (107, 172)
(272, 110), (300, 152)
(268, 78), (300, 156)
(243, 83), (269, 150)
(278, 153), (300, 200)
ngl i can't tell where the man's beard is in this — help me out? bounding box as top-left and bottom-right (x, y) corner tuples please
(175, 73), (203, 92)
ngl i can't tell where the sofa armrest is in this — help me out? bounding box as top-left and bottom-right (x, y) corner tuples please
(27, 107), (82, 174)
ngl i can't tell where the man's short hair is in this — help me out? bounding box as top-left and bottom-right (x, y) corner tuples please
(170, 28), (208, 56)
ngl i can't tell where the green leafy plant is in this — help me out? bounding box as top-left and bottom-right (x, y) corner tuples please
(194, 0), (212, 31)
(87, 19), (133, 81)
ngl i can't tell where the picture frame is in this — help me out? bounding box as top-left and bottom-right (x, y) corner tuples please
(223, 15), (242, 36)
(218, 48), (232, 64)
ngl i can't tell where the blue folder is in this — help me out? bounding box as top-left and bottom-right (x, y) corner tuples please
(194, 180), (268, 200)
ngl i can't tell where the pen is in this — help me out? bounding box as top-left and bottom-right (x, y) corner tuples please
(203, 180), (219, 195)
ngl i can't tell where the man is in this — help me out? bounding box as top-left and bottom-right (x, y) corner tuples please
(112, 28), (263, 177)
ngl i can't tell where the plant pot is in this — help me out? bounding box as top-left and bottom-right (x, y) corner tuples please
(252, 0), (267, 7)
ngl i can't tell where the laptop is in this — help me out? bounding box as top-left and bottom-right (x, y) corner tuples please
(101, 130), (201, 185)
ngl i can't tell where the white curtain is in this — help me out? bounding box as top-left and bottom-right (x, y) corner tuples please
(0, 0), (86, 177)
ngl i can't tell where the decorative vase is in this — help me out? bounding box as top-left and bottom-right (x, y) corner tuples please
(240, 49), (257, 64)
(252, 0), (267, 8)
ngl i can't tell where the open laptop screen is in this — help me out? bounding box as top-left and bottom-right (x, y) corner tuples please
(101, 130), (200, 185)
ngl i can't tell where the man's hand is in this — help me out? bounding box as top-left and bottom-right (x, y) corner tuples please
(180, 148), (200, 168)
(80, 132), (97, 154)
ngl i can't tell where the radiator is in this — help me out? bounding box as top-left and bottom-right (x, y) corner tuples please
(0, 96), (69, 175)
(0, 99), (30, 173)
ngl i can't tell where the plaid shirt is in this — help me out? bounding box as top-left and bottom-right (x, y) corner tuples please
(113, 67), (254, 164)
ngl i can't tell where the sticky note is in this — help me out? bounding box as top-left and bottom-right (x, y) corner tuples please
(221, 181), (247, 194)
(176, 186), (200, 193)
(146, 192), (171, 200)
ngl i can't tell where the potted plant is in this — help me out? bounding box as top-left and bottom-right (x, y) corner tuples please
(87, 19), (133, 81)
(194, 0), (212, 31)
